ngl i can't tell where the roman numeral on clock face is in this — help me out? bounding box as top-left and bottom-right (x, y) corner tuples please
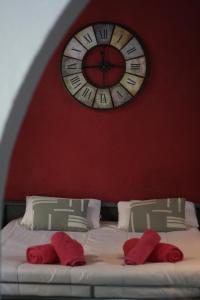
(70, 75), (82, 88)
(126, 57), (146, 77)
(71, 48), (81, 53)
(117, 90), (123, 98)
(94, 88), (113, 109)
(63, 38), (87, 60)
(126, 77), (136, 85)
(130, 63), (140, 70)
(116, 34), (123, 44)
(75, 26), (97, 49)
(82, 87), (92, 99)
(64, 73), (86, 95)
(120, 74), (144, 96)
(67, 63), (78, 69)
(94, 24), (114, 44)
(61, 57), (82, 76)
(110, 25), (133, 49)
(127, 47), (136, 55)
(83, 33), (93, 43)
(100, 93), (107, 103)
(110, 84), (132, 107)
(74, 84), (96, 106)
(99, 28), (108, 40)
(121, 37), (144, 59)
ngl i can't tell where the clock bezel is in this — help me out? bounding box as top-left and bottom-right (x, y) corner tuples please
(60, 22), (150, 110)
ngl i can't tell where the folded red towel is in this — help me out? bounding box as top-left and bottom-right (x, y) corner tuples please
(51, 231), (73, 244)
(148, 242), (184, 262)
(124, 229), (161, 265)
(26, 244), (59, 264)
(123, 238), (183, 263)
(123, 238), (138, 255)
(51, 232), (86, 266)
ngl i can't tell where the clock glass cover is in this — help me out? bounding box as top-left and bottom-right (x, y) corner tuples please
(61, 23), (148, 109)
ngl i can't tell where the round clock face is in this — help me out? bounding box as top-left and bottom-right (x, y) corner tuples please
(61, 23), (148, 109)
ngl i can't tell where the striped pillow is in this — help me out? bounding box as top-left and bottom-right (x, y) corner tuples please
(32, 198), (89, 232)
(129, 198), (186, 232)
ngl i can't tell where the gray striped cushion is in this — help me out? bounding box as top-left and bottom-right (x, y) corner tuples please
(128, 198), (186, 232)
(32, 199), (89, 231)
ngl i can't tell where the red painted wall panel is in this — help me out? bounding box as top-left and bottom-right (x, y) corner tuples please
(5, 0), (200, 202)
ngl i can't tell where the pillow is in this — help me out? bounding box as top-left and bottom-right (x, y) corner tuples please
(118, 199), (198, 230)
(21, 196), (101, 229)
(185, 200), (199, 228)
(128, 198), (186, 232)
(32, 198), (89, 231)
(117, 201), (131, 230)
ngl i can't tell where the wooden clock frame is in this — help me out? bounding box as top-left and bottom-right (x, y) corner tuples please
(61, 22), (150, 110)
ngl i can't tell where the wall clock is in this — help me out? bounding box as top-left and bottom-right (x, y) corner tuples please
(61, 23), (148, 109)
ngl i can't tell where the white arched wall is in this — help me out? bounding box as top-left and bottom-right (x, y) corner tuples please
(0, 0), (89, 226)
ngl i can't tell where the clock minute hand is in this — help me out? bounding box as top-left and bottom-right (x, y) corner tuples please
(107, 62), (124, 68)
(82, 64), (100, 69)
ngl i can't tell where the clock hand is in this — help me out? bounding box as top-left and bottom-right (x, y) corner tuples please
(106, 62), (124, 68)
(102, 70), (106, 87)
(82, 64), (101, 69)
(100, 47), (105, 63)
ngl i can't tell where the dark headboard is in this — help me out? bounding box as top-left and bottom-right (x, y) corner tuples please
(195, 204), (200, 229)
(2, 201), (200, 229)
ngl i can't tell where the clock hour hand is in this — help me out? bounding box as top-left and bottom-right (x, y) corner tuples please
(100, 47), (105, 63)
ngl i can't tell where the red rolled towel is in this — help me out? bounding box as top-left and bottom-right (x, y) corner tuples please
(124, 229), (161, 265)
(148, 242), (184, 262)
(51, 232), (86, 266)
(26, 244), (59, 264)
(123, 238), (138, 255)
(123, 238), (183, 263)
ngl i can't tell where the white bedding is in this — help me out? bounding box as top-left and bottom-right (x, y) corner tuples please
(1, 218), (200, 298)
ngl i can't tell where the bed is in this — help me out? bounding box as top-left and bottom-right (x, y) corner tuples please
(1, 199), (200, 300)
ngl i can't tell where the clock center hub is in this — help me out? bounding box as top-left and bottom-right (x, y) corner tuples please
(100, 61), (110, 71)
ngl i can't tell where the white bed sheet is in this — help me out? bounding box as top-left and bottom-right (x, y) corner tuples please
(1, 218), (200, 298)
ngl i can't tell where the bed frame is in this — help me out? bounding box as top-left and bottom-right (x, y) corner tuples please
(1, 201), (200, 300)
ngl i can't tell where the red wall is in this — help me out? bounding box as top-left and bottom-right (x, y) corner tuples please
(5, 0), (200, 202)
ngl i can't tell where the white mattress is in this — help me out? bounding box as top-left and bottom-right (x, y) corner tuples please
(1, 218), (200, 298)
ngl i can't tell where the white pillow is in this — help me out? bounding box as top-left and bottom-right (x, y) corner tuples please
(21, 196), (101, 229)
(117, 201), (130, 230)
(185, 200), (199, 228)
(117, 199), (198, 230)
